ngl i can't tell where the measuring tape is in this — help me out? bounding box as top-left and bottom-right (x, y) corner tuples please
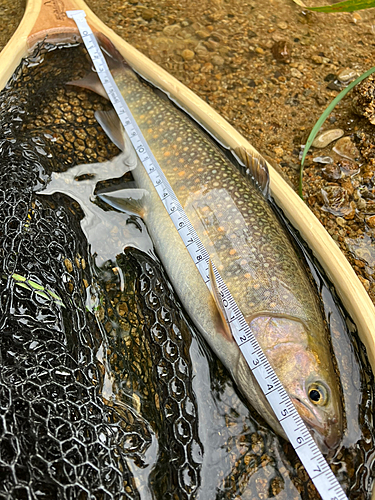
(66, 10), (347, 500)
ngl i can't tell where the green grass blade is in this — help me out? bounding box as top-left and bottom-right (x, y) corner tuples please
(293, 0), (375, 12)
(27, 279), (45, 291)
(12, 273), (27, 282)
(299, 66), (375, 198)
(15, 282), (31, 291)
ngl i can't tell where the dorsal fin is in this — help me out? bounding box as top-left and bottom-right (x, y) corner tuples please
(234, 147), (270, 198)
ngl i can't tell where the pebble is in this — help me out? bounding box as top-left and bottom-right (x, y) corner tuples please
(313, 156), (333, 164)
(195, 29), (211, 39)
(326, 81), (342, 91)
(337, 68), (358, 84)
(337, 158), (360, 177)
(255, 47), (265, 54)
(140, 8), (155, 21)
(163, 24), (181, 37)
(357, 197), (367, 210)
(277, 21), (288, 30)
(311, 54), (323, 64)
(312, 129), (344, 148)
(271, 40), (291, 63)
(333, 136), (361, 160)
(322, 163), (342, 180)
(290, 68), (302, 79)
(211, 55), (225, 66)
(182, 49), (195, 61)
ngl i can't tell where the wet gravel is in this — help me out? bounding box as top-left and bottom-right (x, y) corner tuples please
(2, 1), (375, 299)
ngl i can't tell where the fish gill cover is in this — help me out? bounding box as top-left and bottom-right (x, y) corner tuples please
(0, 42), (373, 499)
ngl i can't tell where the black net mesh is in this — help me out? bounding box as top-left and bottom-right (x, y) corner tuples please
(0, 42), (374, 500)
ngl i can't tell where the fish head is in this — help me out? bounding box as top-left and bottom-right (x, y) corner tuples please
(289, 369), (343, 454)
(249, 316), (343, 454)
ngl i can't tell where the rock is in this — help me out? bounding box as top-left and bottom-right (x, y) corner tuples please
(277, 21), (288, 30)
(163, 24), (181, 36)
(357, 197), (367, 210)
(337, 68), (358, 84)
(366, 215), (375, 228)
(195, 29), (211, 39)
(324, 73), (336, 82)
(290, 68), (302, 79)
(182, 49), (195, 61)
(315, 94), (327, 106)
(274, 147), (284, 157)
(333, 136), (361, 161)
(321, 184), (355, 219)
(211, 55), (225, 66)
(326, 81), (342, 91)
(312, 129), (344, 148)
(271, 41), (291, 63)
(140, 8), (155, 21)
(311, 54), (323, 64)
(255, 47), (265, 54)
(204, 40), (219, 51)
(352, 73), (375, 124)
(313, 156), (333, 164)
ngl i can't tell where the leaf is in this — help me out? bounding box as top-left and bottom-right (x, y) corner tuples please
(299, 66), (375, 198)
(293, 0), (375, 13)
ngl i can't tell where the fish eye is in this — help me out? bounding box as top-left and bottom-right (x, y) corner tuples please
(307, 382), (328, 406)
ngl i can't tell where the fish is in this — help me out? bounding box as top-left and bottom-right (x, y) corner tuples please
(69, 34), (343, 453)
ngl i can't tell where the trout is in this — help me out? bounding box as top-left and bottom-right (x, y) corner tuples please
(74, 36), (343, 453)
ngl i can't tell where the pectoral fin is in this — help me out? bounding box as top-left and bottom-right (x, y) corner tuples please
(97, 188), (149, 218)
(209, 260), (234, 343)
(67, 73), (108, 99)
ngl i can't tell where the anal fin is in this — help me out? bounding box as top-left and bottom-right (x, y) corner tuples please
(97, 188), (149, 218)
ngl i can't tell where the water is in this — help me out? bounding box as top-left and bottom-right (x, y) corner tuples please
(0, 41), (373, 499)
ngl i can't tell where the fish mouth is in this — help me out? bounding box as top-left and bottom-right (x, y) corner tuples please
(291, 397), (341, 454)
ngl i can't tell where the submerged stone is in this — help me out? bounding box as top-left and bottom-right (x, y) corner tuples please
(312, 129), (344, 148)
(333, 136), (361, 161)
